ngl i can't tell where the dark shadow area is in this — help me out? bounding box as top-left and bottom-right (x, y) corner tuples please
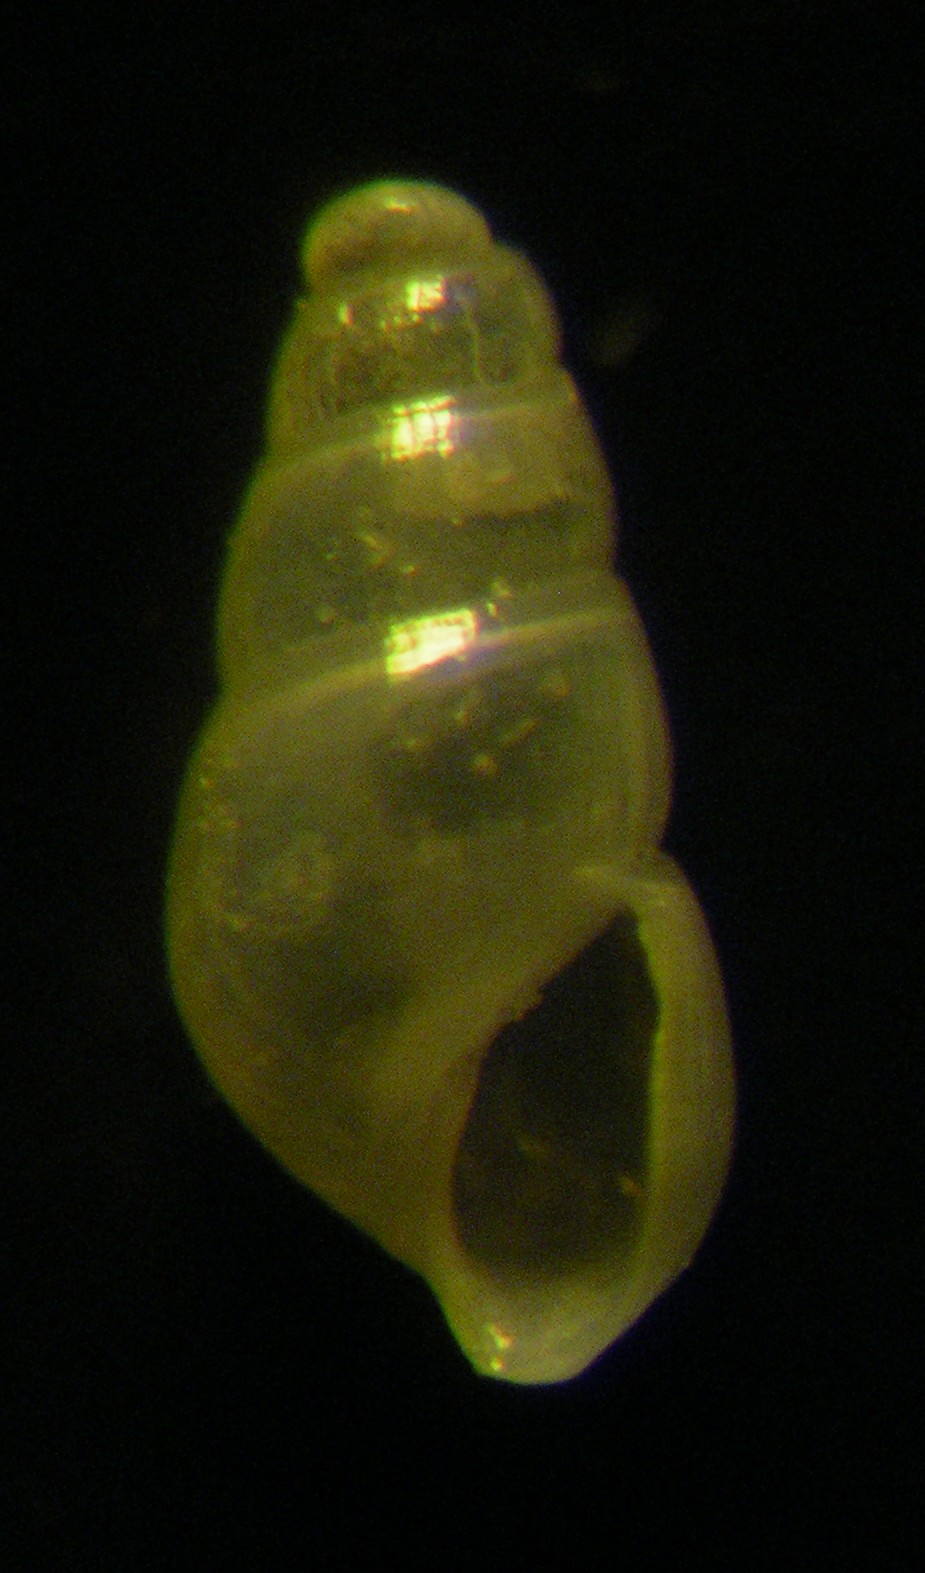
(454, 910), (656, 1276)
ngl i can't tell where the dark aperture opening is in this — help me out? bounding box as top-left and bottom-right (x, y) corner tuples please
(452, 908), (658, 1281)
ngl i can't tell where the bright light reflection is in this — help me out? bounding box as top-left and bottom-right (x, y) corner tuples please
(486, 1321), (514, 1374)
(405, 277), (447, 314)
(382, 395), (456, 462)
(384, 607), (478, 678)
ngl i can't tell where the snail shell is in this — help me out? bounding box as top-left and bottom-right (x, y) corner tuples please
(166, 181), (734, 1384)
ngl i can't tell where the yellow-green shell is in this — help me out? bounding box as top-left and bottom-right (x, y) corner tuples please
(166, 181), (734, 1383)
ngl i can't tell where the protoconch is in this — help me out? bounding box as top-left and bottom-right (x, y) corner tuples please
(166, 180), (734, 1384)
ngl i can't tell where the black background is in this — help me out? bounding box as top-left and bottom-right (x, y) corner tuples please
(5, 2), (919, 1564)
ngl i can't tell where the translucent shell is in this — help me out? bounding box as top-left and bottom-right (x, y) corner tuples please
(166, 181), (734, 1384)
